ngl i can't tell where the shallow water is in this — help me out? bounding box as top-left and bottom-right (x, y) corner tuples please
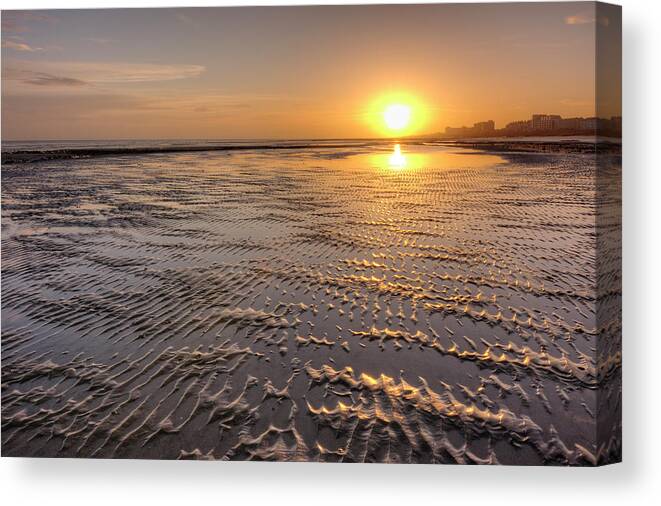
(1, 143), (621, 464)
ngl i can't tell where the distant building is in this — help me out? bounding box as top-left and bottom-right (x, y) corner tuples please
(444, 113), (620, 139)
(560, 117), (582, 130)
(444, 120), (495, 138)
(504, 120), (532, 133)
(532, 114), (562, 130)
(579, 117), (598, 130)
(445, 126), (470, 137)
(473, 120), (495, 134)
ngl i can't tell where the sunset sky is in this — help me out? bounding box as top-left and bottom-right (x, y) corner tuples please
(1, 3), (621, 140)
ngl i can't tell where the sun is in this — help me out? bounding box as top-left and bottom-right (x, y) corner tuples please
(383, 104), (412, 131)
(366, 91), (428, 137)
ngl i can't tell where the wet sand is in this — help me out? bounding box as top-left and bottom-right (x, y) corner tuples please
(1, 142), (621, 464)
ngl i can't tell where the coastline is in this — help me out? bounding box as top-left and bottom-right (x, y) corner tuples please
(1, 137), (622, 165)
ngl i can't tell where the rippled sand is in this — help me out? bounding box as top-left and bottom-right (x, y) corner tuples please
(1, 143), (621, 464)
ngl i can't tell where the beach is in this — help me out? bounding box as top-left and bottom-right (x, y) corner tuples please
(1, 141), (621, 464)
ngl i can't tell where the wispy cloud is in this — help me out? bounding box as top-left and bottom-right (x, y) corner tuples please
(2, 39), (43, 52)
(23, 72), (88, 87)
(52, 62), (205, 84)
(2, 68), (88, 88)
(3, 61), (206, 87)
(79, 63), (206, 83)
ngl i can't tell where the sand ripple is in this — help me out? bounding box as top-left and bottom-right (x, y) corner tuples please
(1, 144), (621, 464)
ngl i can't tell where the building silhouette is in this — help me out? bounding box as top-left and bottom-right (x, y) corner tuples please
(444, 114), (621, 138)
(445, 119), (495, 137)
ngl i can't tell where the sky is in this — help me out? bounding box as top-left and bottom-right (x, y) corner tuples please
(1, 3), (621, 140)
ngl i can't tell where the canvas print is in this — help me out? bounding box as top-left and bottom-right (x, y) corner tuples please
(1, 2), (621, 465)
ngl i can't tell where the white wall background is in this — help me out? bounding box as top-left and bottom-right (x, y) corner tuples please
(1, 1), (659, 505)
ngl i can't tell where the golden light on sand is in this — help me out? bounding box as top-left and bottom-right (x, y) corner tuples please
(366, 91), (429, 137)
(383, 105), (411, 131)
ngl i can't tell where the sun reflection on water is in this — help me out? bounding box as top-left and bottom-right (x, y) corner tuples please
(388, 144), (407, 169)
(329, 143), (505, 173)
(381, 143), (431, 171)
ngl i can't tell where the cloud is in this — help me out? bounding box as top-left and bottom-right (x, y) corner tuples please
(45, 62), (206, 84)
(23, 72), (88, 87)
(2, 68), (89, 88)
(2, 61), (206, 88)
(2, 39), (43, 52)
(77, 63), (206, 83)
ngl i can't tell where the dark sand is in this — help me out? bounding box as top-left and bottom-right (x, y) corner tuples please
(1, 142), (621, 464)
